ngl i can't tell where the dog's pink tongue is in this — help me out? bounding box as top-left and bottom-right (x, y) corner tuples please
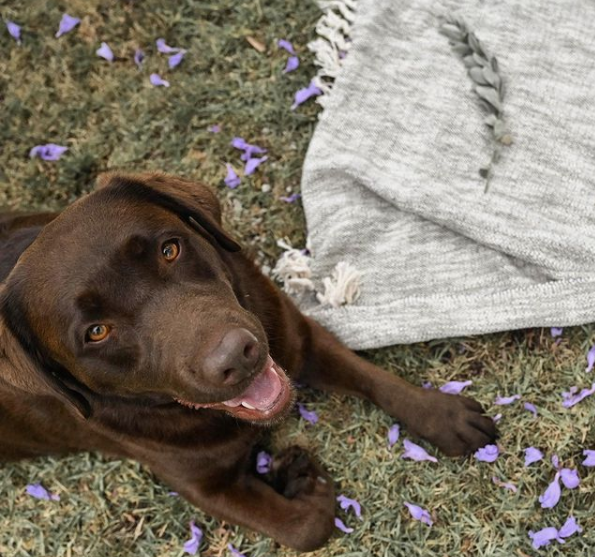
(225, 363), (282, 411)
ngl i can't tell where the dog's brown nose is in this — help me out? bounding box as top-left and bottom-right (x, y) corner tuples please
(203, 328), (260, 387)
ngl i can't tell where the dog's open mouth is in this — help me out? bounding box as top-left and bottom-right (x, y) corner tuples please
(175, 356), (293, 422)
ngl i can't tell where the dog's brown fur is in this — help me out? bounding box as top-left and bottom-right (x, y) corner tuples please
(0, 173), (496, 551)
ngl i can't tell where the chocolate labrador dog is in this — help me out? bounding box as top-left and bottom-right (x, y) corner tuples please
(0, 173), (496, 551)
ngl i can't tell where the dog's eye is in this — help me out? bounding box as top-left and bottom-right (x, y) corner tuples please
(161, 240), (180, 262)
(86, 324), (111, 343)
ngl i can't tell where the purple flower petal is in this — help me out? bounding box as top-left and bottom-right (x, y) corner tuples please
(558, 516), (582, 539)
(494, 394), (521, 405)
(150, 73), (170, 87)
(256, 451), (272, 474)
(224, 163), (241, 189)
(182, 521), (203, 555)
(539, 473), (561, 509)
(491, 476), (517, 493)
(29, 144), (68, 161)
(277, 39), (295, 54)
(387, 424), (400, 448)
(208, 124), (221, 133)
(492, 413), (502, 423)
(562, 382), (595, 408)
(439, 380), (472, 395)
(582, 449), (595, 467)
(55, 14), (80, 38)
(297, 403), (318, 424)
(334, 517), (354, 534)
(96, 42), (114, 62)
(475, 444), (499, 463)
(560, 468), (580, 489)
(523, 402), (538, 417)
(402, 439), (438, 463)
(524, 447), (544, 467)
(551, 454), (560, 469)
(337, 495), (362, 519)
(280, 193), (301, 203)
(167, 491), (179, 496)
(586, 345), (595, 373)
(283, 56), (299, 73)
(26, 484), (59, 501)
(168, 50), (186, 69)
(156, 38), (180, 54)
(291, 81), (322, 110)
(244, 156), (268, 176)
(550, 327), (563, 338)
(231, 137), (267, 160)
(6, 21), (21, 43)
(134, 49), (145, 68)
(422, 381), (433, 389)
(227, 543), (246, 557)
(403, 502), (433, 526)
(529, 527), (560, 549)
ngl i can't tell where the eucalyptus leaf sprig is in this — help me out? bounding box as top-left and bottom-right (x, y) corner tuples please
(440, 15), (511, 191)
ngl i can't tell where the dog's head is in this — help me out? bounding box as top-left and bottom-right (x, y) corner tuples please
(0, 173), (292, 424)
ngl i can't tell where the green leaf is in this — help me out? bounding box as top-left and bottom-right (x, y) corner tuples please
(475, 86), (502, 112)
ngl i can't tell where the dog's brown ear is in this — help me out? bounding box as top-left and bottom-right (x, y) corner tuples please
(96, 172), (241, 252)
(0, 286), (91, 420)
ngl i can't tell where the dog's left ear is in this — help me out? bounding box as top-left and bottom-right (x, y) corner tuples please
(96, 172), (241, 252)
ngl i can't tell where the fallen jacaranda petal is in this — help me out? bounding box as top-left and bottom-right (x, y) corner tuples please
(337, 494), (362, 519)
(283, 56), (299, 73)
(277, 39), (295, 54)
(560, 468), (580, 489)
(562, 383), (595, 408)
(244, 156), (268, 176)
(26, 484), (59, 501)
(169, 50), (186, 69)
(491, 476), (517, 492)
(227, 543), (246, 557)
(529, 527), (560, 549)
(150, 73), (170, 87)
(439, 380), (472, 395)
(167, 491), (179, 496)
(582, 449), (595, 467)
(524, 447), (544, 467)
(403, 502), (433, 526)
(475, 444), (499, 463)
(56, 14), (80, 38)
(422, 381), (433, 389)
(134, 49), (145, 68)
(387, 424), (400, 448)
(523, 402), (538, 417)
(492, 413), (502, 423)
(586, 345), (595, 373)
(208, 124), (221, 133)
(224, 164), (240, 189)
(494, 394), (521, 405)
(256, 451), (272, 474)
(183, 521), (203, 555)
(231, 137), (267, 161)
(539, 473), (561, 509)
(6, 21), (21, 43)
(558, 516), (582, 539)
(297, 403), (318, 424)
(280, 193), (301, 203)
(550, 327), (563, 338)
(402, 439), (438, 463)
(291, 81), (322, 110)
(29, 144), (68, 161)
(97, 42), (114, 61)
(156, 38), (180, 54)
(334, 517), (354, 533)
(551, 454), (560, 469)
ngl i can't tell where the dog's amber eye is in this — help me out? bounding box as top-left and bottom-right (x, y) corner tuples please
(161, 240), (180, 262)
(86, 324), (110, 343)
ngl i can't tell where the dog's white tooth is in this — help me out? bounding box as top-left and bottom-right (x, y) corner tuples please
(223, 401), (237, 407)
(241, 401), (256, 409)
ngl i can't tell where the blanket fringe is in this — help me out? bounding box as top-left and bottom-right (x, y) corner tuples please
(307, 0), (357, 105)
(316, 261), (362, 308)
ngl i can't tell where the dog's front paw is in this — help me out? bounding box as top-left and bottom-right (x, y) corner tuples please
(411, 391), (498, 457)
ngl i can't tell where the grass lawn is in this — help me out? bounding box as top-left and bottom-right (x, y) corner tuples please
(1, 1), (595, 556)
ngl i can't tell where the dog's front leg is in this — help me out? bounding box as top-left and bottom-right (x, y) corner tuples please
(149, 446), (335, 552)
(298, 318), (497, 456)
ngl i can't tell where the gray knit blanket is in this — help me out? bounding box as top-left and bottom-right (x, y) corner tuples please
(299, 0), (595, 350)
